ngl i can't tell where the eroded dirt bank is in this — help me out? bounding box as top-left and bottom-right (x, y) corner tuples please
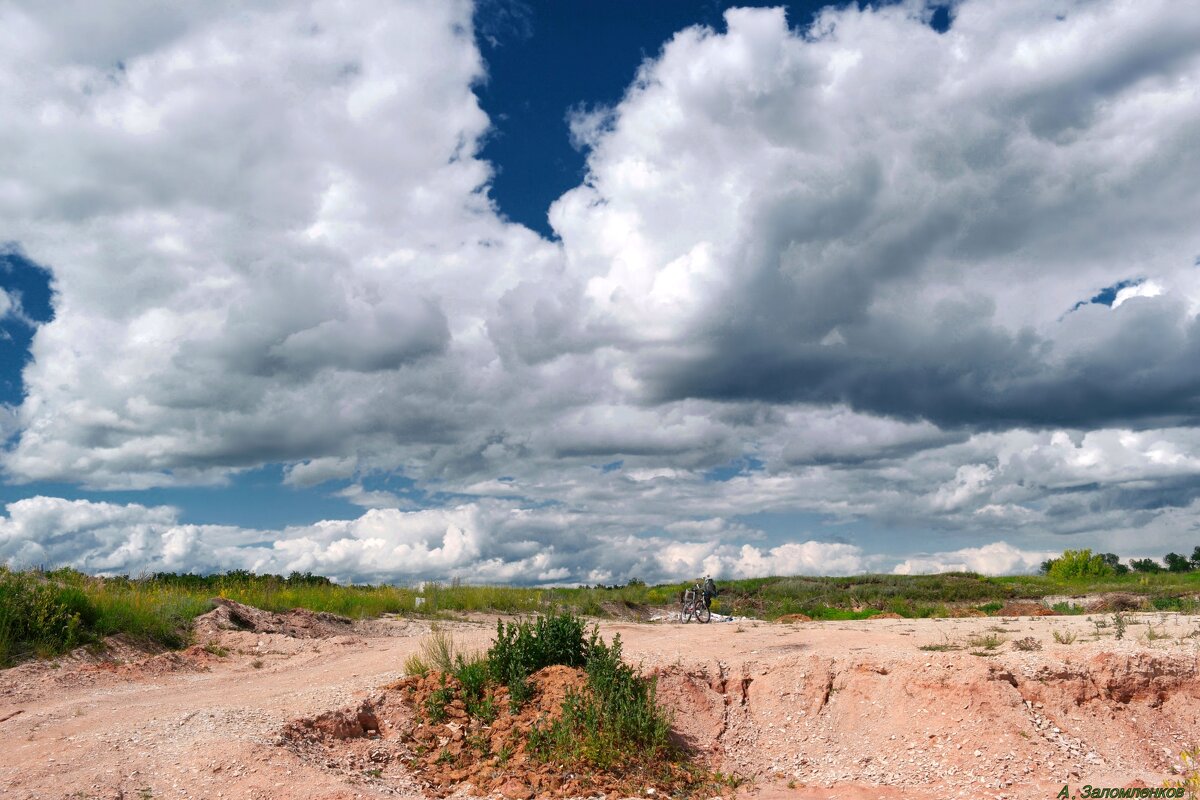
(1, 609), (1198, 800)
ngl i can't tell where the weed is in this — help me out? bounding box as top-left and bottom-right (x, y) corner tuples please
(436, 748), (455, 766)
(453, 654), (490, 711)
(1012, 636), (1042, 651)
(424, 674), (454, 723)
(403, 652), (429, 677)
(967, 632), (1006, 650)
(419, 626), (462, 674)
(918, 642), (962, 652)
(365, 768), (383, 779)
(496, 742), (513, 765)
(202, 642), (228, 658)
(466, 732), (491, 757)
(1145, 626), (1169, 642)
(1052, 629), (1078, 645)
(969, 650), (1000, 657)
(1051, 602), (1087, 615)
(1164, 746), (1200, 799)
(470, 694), (498, 724)
(0, 567), (96, 666)
(526, 630), (674, 773)
(488, 612), (587, 711)
(1113, 612), (1128, 640)
(250, 658), (264, 669)
(713, 771), (748, 789)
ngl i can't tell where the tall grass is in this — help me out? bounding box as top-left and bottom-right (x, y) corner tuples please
(4, 564), (1200, 668)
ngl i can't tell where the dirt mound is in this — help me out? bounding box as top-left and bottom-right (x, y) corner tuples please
(278, 693), (421, 794)
(652, 648), (1200, 792)
(388, 665), (593, 797)
(945, 606), (987, 617)
(599, 600), (655, 621)
(194, 598), (356, 639)
(279, 666), (595, 798)
(283, 664), (714, 799)
(84, 645), (225, 678)
(995, 600), (1058, 616)
(776, 614), (812, 623)
(1086, 592), (1151, 612)
(871, 612), (904, 619)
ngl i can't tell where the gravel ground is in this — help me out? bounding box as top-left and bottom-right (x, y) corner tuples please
(1, 610), (1198, 800)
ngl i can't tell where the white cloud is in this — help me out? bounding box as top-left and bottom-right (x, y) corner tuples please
(2, 0), (1200, 578)
(1111, 280), (1164, 309)
(0, 495), (863, 583)
(891, 542), (1055, 576)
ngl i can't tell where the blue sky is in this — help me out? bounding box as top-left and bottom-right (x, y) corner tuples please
(1, 0), (1199, 583)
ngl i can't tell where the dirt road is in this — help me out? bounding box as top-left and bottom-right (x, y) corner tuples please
(2, 610), (1198, 800)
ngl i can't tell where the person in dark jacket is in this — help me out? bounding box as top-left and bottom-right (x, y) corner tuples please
(702, 575), (719, 609)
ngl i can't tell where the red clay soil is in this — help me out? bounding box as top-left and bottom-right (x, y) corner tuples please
(4, 612), (1200, 800)
(281, 665), (713, 799)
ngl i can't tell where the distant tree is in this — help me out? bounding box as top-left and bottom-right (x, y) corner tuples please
(1097, 553), (1129, 575)
(1191, 546), (1200, 571)
(1164, 552), (1192, 573)
(1046, 549), (1114, 580)
(1039, 558), (1056, 575)
(1129, 558), (1163, 574)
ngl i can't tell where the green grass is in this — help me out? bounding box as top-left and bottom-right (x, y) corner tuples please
(412, 613), (699, 793)
(4, 564), (1200, 668)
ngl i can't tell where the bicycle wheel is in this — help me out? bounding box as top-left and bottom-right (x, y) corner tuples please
(697, 603), (711, 623)
(680, 603), (690, 623)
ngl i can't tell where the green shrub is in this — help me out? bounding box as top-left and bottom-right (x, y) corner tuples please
(1045, 549), (1115, 581)
(487, 612), (588, 709)
(419, 627), (461, 674)
(528, 630), (673, 771)
(0, 567), (99, 665)
(453, 654), (491, 714)
(403, 652), (430, 677)
(425, 674), (454, 723)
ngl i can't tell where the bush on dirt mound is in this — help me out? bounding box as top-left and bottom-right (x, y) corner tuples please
(391, 613), (731, 798)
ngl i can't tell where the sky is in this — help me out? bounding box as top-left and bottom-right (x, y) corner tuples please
(1, 0), (1199, 584)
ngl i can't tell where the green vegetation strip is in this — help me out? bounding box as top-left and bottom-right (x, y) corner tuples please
(3, 548), (1200, 667)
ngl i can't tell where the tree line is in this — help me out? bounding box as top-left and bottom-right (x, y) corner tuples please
(1039, 547), (1200, 578)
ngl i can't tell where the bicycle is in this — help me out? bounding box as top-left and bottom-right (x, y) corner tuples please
(680, 584), (712, 623)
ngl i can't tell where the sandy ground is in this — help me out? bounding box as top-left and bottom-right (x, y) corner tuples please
(2, 609), (1199, 800)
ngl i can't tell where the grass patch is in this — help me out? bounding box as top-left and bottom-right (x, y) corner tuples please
(1012, 636), (1042, 651)
(527, 631), (672, 772)
(6, 563), (1200, 668)
(966, 632), (1006, 651)
(399, 613), (729, 796)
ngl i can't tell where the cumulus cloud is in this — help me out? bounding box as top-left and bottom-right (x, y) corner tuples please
(0, 0), (555, 488)
(891, 542), (1055, 576)
(540, 0), (1200, 429)
(0, 496), (864, 583)
(3, 0), (1200, 579)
